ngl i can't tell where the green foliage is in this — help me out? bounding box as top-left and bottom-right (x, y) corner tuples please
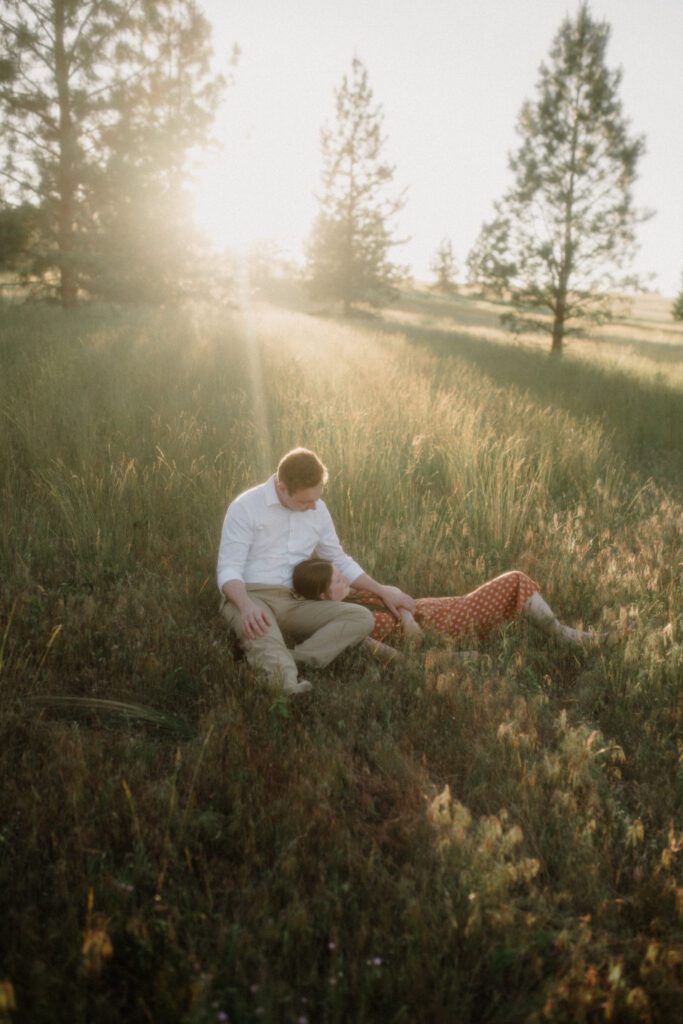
(0, 1), (224, 306)
(672, 274), (683, 321)
(306, 57), (407, 313)
(0, 202), (46, 272)
(466, 204), (515, 295)
(0, 294), (681, 1020)
(468, 3), (648, 354)
(429, 237), (458, 292)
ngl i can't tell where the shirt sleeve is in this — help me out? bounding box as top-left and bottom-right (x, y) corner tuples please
(216, 499), (253, 591)
(314, 504), (365, 583)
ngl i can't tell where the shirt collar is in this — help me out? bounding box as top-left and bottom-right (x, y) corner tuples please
(265, 475), (282, 507)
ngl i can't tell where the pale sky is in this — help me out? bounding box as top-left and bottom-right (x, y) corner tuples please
(193, 0), (683, 297)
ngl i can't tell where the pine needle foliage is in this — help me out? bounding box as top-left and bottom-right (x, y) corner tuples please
(0, 0), (224, 306)
(467, 3), (648, 355)
(306, 57), (407, 314)
(430, 237), (458, 293)
(672, 274), (683, 322)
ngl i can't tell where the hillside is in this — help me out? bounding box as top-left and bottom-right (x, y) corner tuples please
(0, 294), (681, 1023)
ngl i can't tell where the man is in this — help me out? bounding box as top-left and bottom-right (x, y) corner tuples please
(217, 447), (415, 695)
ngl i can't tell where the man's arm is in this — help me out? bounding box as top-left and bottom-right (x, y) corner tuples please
(314, 503), (416, 618)
(349, 573), (416, 618)
(217, 499), (271, 640)
(313, 503), (366, 585)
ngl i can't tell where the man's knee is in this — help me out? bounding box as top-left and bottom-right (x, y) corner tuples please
(220, 599), (276, 641)
(344, 603), (375, 637)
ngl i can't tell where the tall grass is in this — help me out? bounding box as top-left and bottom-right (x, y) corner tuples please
(0, 296), (681, 1023)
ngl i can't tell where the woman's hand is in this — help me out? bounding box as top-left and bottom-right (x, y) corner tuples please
(399, 608), (423, 642)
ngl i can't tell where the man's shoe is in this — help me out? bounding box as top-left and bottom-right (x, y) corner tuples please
(282, 677), (314, 695)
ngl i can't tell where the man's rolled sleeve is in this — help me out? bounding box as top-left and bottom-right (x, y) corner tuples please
(217, 500), (252, 591)
(315, 505), (364, 584)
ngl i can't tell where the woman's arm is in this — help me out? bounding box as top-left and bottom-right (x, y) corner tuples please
(398, 608), (423, 641)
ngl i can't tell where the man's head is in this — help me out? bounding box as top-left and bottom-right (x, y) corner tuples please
(276, 448), (328, 511)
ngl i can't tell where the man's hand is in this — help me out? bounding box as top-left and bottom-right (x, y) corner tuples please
(348, 574), (416, 619)
(239, 598), (271, 641)
(222, 581), (272, 641)
(377, 584), (417, 618)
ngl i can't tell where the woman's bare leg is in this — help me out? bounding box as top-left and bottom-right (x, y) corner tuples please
(363, 636), (404, 663)
(523, 592), (607, 647)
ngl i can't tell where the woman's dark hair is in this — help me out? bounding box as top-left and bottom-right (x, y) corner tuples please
(292, 558), (333, 600)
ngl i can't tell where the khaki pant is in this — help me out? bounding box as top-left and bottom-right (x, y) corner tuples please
(221, 586), (375, 690)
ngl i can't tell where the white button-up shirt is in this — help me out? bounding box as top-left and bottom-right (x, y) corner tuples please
(217, 475), (364, 591)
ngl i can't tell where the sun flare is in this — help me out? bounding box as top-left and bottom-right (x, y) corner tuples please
(190, 155), (263, 253)
(189, 127), (316, 259)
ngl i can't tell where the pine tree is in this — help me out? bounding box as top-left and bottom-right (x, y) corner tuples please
(430, 237), (458, 292)
(0, 201), (47, 279)
(467, 3), (647, 354)
(307, 57), (407, 314)
(0, 1), (224, 307)
(672, 274), (683, 322)
(466, 203), (515, 297)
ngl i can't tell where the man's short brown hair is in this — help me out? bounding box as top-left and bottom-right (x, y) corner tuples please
(277, 448), (328, 493)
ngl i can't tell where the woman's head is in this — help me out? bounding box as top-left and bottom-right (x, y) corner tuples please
(292, 558), (350, 601)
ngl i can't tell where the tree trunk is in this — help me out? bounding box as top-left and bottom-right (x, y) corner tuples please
(54, 0), (78, 309)
(551, 96), (578, 357)
(58, 241), (79, 309)
(550, 312), (564, 356)
(550, 288), (567, 356)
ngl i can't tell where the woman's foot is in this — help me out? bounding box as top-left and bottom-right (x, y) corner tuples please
(523, 593), (610, 649)
(560, 628), (609, 649)
(363, 636), (404, 664)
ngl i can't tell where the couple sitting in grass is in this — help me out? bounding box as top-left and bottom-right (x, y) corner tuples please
(217, 447), (607, 696)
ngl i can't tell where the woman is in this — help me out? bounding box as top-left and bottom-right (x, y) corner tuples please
(292, 558), (607, 649)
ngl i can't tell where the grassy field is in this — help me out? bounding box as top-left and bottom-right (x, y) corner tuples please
(0, 289), (681, 1023)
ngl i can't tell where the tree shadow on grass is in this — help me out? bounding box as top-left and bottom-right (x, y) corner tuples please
(375, 316), (683, 496)
(587, 329), (683, 365)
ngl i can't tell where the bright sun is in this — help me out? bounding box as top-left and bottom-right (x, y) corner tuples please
(190, 153), (261, 253)
(189, 134), (315, 260)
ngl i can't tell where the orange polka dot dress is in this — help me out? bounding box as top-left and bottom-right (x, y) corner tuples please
(348, 571), (540, 644)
